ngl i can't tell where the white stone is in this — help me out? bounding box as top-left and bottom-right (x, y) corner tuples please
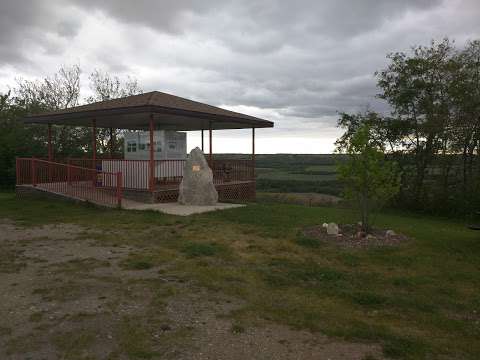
(326, 222), (339, 235)
(322, 223), (329, 228)
(385, 230), (396, 237)
(178, 147), (218, 206)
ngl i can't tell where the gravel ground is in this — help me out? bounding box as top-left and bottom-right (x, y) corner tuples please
(0, 219), (383, 359)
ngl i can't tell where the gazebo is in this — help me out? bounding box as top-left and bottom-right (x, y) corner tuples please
(16, 91), (273, 207)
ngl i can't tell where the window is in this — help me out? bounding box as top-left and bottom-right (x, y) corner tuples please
(127, 141), (137, 152)
(139, 143), (146, 151)
(168, 141), (176, 150)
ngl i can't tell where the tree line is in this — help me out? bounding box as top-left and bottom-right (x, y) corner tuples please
(0, 66), (142, 188)
(337, 38), (480, 216)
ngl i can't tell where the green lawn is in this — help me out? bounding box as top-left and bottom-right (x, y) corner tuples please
(1, 192), (479, 359)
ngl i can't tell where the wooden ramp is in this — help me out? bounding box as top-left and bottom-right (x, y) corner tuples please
(16, 158), (122, 208)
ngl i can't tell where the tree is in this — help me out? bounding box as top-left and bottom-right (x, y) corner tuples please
(13, 64), (90, 159)
(450, 40), (480, 208)
(376, 39), (456, 206)
(13, 65), (143, 158)
(0, 92), (49, 188)
(87, 69), (142, 102)
(87, 69), (143, 156)
(336, 120), (401, 233)
(15, 64), (81, 110)
(373, 38), (480, 214)
(0, 65), (143, 188)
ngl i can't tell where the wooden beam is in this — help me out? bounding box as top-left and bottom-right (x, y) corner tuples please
(201, 129), (204, 152)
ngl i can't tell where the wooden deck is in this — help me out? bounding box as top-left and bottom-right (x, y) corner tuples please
(16, 179), (255, 207)
(16, 157), (256, 207)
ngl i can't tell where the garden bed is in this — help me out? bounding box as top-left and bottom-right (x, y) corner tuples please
(302, 223), (410, 248)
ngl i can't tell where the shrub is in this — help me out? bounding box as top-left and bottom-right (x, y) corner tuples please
(336, 123), (401, 232)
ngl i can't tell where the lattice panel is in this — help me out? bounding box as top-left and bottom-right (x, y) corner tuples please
(153, 181), (256, 203)
(216, 181), (255, 202)
(154, 189), (180, 203)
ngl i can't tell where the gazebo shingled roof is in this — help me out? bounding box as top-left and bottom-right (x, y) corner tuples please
(23, 91), (274, 131)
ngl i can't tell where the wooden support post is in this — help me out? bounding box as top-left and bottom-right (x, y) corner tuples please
(109, 127), (115, 158)
(92, 119), (97, 187)
(252, 127), (256, 199)
(149, 114), (155, 192)
(116, 172), (122, 208)
(252, 127), (255, 170)
(31, 158), (36, 187)
(209, 122), (212, 165)
(15, 158), (19, 186)
(92, 119), (97, 167)
(47, 124), (53, 161)
(201, 129), (204, 152)
(47, 124), (53, 182)
(67, 160), (71, 186)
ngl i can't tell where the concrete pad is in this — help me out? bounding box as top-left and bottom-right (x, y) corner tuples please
(122, 200), (245, 216)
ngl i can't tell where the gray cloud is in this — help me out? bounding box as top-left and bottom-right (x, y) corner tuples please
(68, 0), (227, 33)
(0, 0), (83, 66)
(56, 19), (82, 39)
(1, 0), (480, 152)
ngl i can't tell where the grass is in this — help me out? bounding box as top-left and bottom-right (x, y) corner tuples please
(29, 311), (45, 323)
(52, 329), (96, 359)
(0, 244), (26, 273)
(120, 253), (156, 270)
(48, 257), (111, 274)
(0, 327), (12, 336)
(118, 317), (159, 359)
(295, 233), (323, 248)
(1, 192), (479, 359)
(181, 242), (228, 258)
(230, 323), (246, 334)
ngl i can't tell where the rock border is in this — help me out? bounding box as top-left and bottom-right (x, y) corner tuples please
(302, 223), (410, 248)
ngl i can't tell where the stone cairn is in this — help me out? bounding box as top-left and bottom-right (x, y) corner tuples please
(178, 147), (218, 206)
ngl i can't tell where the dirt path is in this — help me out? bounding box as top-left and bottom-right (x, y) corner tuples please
(0, 219), (383, 360)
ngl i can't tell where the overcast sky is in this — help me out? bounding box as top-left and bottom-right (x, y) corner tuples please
(1, 0), (479, 153)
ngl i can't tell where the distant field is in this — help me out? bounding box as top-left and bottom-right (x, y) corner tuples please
(256, 167), (338, 181)
(252, 154), (343, 196)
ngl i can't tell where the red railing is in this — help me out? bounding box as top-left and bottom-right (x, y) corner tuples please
(66, 158), (184, 190)
(16, 158), (122, 208)
(21, 157), (255, 193)
(154, 160), (185, 184)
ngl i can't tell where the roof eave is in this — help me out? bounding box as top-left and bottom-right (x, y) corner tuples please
(23, 105), (274, 129)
